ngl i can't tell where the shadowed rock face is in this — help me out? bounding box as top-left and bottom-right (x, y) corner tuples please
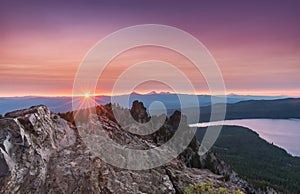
(167, 110), (187, 131)
(0, 105), (257, 193)
(130, 100), (150, 123)
(0, 155), (9, 177)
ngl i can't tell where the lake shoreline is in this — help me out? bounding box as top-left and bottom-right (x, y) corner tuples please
(190, 118), (300, 157)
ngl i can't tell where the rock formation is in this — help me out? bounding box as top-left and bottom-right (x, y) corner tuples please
(0, 102), (269, 193)
(130, 100), (150, 123)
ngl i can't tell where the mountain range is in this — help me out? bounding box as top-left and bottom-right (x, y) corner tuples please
(0, 92), (287, 115)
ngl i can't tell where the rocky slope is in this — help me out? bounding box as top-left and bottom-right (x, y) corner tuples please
(0, 103), (268, 193)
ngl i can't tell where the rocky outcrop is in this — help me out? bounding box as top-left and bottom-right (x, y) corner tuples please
(167, 110), (183, 130)
(130, 100), (150, 123)
(0, 105), (77, 192)
(0, 104), (264, 193)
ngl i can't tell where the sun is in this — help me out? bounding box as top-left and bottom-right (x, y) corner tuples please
(84, 92), (91, 99)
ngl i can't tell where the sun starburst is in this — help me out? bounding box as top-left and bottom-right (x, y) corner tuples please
(84, 92), (91, 99)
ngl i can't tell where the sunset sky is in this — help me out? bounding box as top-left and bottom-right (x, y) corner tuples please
(0, 0), (299, 97)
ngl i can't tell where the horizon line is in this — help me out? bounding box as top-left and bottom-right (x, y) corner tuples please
(0, 91), (297, 98)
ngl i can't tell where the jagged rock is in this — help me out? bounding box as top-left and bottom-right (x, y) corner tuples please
(130, 100), (150, 123)
(0, 105), (271, 193)
(0, 105), (77, 192)
(167, 110), (187, 131)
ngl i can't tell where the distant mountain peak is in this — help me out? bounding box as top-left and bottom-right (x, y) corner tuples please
(130, 91), (142, 95)
(146, 91), (158, 95)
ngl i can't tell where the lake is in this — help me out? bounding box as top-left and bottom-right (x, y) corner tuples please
(190, 119), (300, 157)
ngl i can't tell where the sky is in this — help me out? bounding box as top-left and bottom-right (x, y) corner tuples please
(0, 0), (299, 97)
